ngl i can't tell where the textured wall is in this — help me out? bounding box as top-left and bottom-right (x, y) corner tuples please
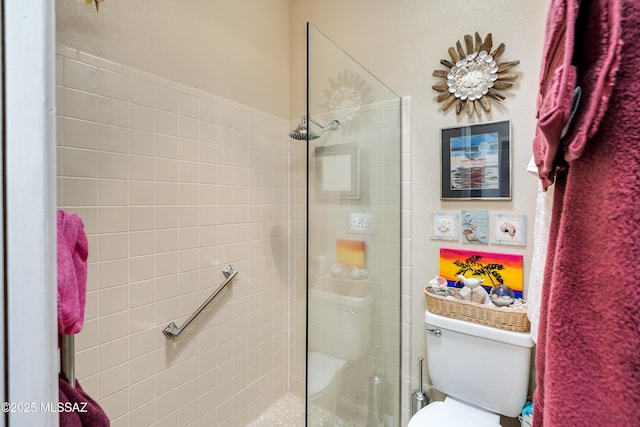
(290, 1), (548, 424)
(56, 0), (290, 118)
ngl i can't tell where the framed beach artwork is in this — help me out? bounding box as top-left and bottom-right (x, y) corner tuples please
(493, 213), (527, 246)
(461, 210), (489, 244)
(431, 211), (460, 241)
(439, 248), (524, 299)
(441, 120), (511, 200)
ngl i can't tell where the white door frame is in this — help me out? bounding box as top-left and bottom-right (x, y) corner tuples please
(4, 1), (57, 426)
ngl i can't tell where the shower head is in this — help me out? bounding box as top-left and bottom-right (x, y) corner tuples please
(289, 117), (340, 141)
(289, 117), (319, 140)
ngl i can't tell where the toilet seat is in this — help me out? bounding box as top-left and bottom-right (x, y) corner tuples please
(408, 397), (501, 427)
(307, 351), (346, 398)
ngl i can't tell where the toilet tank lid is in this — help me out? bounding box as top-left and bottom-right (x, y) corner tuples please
(425, 308), (534, 348)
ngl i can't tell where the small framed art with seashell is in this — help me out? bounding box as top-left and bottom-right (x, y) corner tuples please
(493, 213), (527, 246)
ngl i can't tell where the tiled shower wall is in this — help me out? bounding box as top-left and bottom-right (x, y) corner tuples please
(56, 45), (298, 427)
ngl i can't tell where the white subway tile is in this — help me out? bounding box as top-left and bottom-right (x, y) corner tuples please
(98, 179), (129, 206)
(179, 162), (198, 184)
(130, 103), (155, 132)
(156, 275), (180, 301)
(179, 138), (199, 162)
(156, 159), (180, 183)
(63, 147), (97, 178)
(98, 363), (129, 399)
(128, 401), (154, 427)
(97, 259), (129, 289)
(98, 206), (129, 234)
(200, 121), (218, 144)
(98, 232), (129, 261)
(128, 354), (155, 385)
(156, 134), (180, 159)
(129, 231), (156, 258)
(218, 105), (235, 128)
(156, 185), (179, 210)
(156, 206), (179, 229)
(129, 155), (156, 181)
(179, 115), (199, 140)
(180, 93), (200, 119)
(200, 99), (218, 123)
(99, 68), (129, 101)
(78, 51), (122, 73)
(129, 129), (155, 157)
(178, 183), (199, 205)
(98, 152), (129, 180)
(129, 255), (156, 283)
(130, 206), (156, 231)
(155, 229), (178, 254)
(127, 76), (156, 108)
(156, 86), (180, 113)
(156, 110), (180, 136)
(98, 124), (129, 154)
(130, 181), (156, 206)
(56, 56), (64, 86)
(56, 44), (78, 59)
(64, 58), (98, 93)
(64, 117), (98, 150)
(62, 177), (98, 207)
(64, 88), (98, 122)
(76, 346), (99, 379)
(178, 206), (198, 228)
(129, 304), (155, 333)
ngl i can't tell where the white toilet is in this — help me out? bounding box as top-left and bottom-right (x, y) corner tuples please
(307, 288), (372, 401)
(409, 308), (534, 426)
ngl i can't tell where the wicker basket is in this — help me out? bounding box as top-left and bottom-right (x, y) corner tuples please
(424, 286), (531, 332)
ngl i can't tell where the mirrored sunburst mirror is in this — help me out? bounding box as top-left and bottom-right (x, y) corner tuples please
(432, 32), (519, 117)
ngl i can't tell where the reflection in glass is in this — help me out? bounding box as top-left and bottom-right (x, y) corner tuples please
(306, 23), (402, 426)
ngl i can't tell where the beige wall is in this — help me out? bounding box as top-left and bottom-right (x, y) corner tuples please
(56, 0), (291, 119)
(290, 1), (549, 424)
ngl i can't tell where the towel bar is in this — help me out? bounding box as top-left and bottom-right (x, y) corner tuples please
(162, 264), (238, 339)
(60, 334), (75, 387)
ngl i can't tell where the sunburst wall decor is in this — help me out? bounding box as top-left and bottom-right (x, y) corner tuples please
(432, 32), (519, 117)
(319, 70), (373, 125)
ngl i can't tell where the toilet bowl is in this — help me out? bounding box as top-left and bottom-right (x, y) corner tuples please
(307, 351), (346, 398)
(408, 308), (534, 426)
(307, 288), (372, 401)
(409, 397), (500, 427)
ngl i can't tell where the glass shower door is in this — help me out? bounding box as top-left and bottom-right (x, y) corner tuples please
(306, 23), (402, 427)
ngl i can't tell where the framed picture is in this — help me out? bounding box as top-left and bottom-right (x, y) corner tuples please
(441, 120), (511, 200)
(431, 211), (459, 241)
(493, 213), (527, 246)
(315, 143), (359, 198)
(461, 210), (489, 244)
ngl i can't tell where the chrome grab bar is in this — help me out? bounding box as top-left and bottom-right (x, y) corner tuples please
(163, 264), (238, 339)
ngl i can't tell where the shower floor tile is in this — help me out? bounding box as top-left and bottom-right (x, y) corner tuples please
(246, 393), (358, 427)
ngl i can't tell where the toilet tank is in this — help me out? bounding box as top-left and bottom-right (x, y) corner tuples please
(425, 309), (534, 418)
(308, 289), (372, 361)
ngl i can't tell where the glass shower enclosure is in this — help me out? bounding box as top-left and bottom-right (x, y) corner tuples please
(305, 24), (402, 426)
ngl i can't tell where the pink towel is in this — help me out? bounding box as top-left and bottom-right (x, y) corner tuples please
(59, 374), (110, 427)
(532, 0), (622, 189)
(533, 1), (640, 426)
(57, 210), (88, 336)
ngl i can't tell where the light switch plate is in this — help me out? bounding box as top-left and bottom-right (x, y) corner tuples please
(348, 212), (375, 233)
